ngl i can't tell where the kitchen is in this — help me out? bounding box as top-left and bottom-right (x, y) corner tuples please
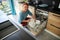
(0, 0), (60, 40)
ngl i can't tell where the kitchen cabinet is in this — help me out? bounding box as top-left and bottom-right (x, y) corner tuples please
(28, 6), (35, 15)
(46, 12), (60, 36)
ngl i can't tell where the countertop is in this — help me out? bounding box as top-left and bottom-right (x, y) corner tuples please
(0, 10), (8, 23)
(29, 4), (60, 14)
(19, 2), (60, 14)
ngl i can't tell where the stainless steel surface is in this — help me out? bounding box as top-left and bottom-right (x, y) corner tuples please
(0, 20), (18, 40)
(36, 9), (48, 23)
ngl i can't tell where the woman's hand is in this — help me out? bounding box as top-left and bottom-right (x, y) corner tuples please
(26, 19), (30, 22)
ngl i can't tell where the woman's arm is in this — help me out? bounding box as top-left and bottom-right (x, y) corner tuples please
(22, 19), (30, 22)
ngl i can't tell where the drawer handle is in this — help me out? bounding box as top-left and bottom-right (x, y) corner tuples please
(53, 14), (60, 18)
(50, 24), (60, 29)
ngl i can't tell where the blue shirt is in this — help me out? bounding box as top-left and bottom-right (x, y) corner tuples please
(19, 10), (32, 23)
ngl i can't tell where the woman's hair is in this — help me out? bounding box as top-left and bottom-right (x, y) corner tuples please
(22, 2), (29, 6)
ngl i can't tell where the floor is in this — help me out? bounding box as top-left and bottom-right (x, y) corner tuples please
(36, 30), (60, 40)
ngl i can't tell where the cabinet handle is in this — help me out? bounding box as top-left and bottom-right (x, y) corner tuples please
(53, 14), (60, 18)
(50, 24), (60, 29)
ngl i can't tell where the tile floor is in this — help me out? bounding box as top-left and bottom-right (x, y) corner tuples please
(36, 30), (60, 40)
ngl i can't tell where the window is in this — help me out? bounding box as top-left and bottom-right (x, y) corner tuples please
(0, 0), (12, 15)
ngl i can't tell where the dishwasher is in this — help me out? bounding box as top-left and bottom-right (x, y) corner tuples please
(36, 9), (48, 23)
(35, 9), (48, 29)
(26, 9), (48, 36)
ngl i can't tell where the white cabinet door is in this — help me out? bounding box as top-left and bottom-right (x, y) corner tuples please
(29, 6), (35, 15)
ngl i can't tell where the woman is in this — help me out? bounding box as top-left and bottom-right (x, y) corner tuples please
(19, 2), (36, 26)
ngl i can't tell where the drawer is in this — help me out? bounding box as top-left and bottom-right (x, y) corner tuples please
(47, 23), (60, 36)
(48, 12), (60, 21)
(48, 18), (60, 28)
(48, 12), (60, 28)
